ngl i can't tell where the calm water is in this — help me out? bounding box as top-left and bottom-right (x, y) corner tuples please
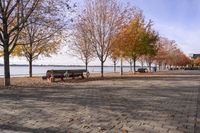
(0, 66), (135, 77)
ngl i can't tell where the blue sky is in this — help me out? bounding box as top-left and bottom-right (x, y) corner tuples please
(129, 0), (200, 54)
(1, 0), (200, 65)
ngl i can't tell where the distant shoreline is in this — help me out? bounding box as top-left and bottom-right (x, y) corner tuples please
(0, 64), (143, 67)
(0, 65), (145, 77)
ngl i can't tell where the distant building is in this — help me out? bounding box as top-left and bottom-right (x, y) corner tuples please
(192, 54), (200, 59)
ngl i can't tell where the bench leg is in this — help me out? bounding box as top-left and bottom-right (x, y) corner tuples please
(50, 77), (55, 83)
(81, 74), (84, 79)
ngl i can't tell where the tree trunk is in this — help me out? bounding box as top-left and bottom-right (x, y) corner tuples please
(29, 59), (33, 77)
(149, 62), (152, 72)
(4, 46), (11, 86)
(3, 18), (11, 86)
(120, 57), (123, 75)
(86, 63), (88, 72)
(133, 57), (136, 73)
(130, 59), (132, 72)
(101, 60), (104, 78)
(114, 60), (116, 73)
(141, 61), (144, 68)
(159, 63), (161, 71)
(29, 43), (33, 77)
(85, 59), (88, 72)
(164, 63), (167, 70)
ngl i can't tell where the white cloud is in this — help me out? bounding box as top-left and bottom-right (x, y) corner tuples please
(154, 22), (200, 55)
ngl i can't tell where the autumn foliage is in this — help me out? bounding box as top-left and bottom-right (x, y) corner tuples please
(194, 58), (200, 66)
(110, 10), (190, 72)
(0, 0), (193, 86)
(110, 14), (190, 72)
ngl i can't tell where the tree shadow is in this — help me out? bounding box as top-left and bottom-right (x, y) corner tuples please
(0, 124), (69, 133)
(0, 77), (199, 132)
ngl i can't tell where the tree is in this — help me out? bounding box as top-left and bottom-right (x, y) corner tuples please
(115, 12), (158, 73)
(138, 56), (145, 68)
(13, 0), (73, 77)
(141, 23), (159, 72)
(110, 36), (122, 73)
(154, 37), (168, 70)
(13, 32), (61, 77)
(123, 13), (145, 73)
(154, 37), (190, 70)
(110, 49), (120, 73)
(0, 0), (40, 86)
(80, 0), (128, 77)
(111, 27), (129, 75)
(164, 41), (178, 69)
(176, 51), (191, 67)
(127, 59), (133, 72)
(70, 18), (95, 72)
(194, 57), (200, 66)
(154, 37), (175, 70)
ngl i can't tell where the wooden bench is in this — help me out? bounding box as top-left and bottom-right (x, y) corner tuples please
(42, 69), (90, 82)
(137, 68), (147, 73)
(64, 69), (89, 79)
(42, 70), (67, 82)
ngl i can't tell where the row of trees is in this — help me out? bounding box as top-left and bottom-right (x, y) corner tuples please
(149, 37), (191, 70)
(70, 0), (190, 77)
(0, 0), (190, 86)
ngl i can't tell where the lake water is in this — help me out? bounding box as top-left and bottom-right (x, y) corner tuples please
(0, 66), (136, 77)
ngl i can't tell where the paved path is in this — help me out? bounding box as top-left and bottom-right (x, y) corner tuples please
(0, 75), (200, 133)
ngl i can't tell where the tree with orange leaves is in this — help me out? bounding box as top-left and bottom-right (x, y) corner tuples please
(194, 57), (200, 66)
(154, 37), (190, 70)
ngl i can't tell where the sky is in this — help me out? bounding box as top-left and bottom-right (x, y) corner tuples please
(1, 0), (200, 66)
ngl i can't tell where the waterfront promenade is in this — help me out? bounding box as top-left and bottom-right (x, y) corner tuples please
(0, 71), (199, 133)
